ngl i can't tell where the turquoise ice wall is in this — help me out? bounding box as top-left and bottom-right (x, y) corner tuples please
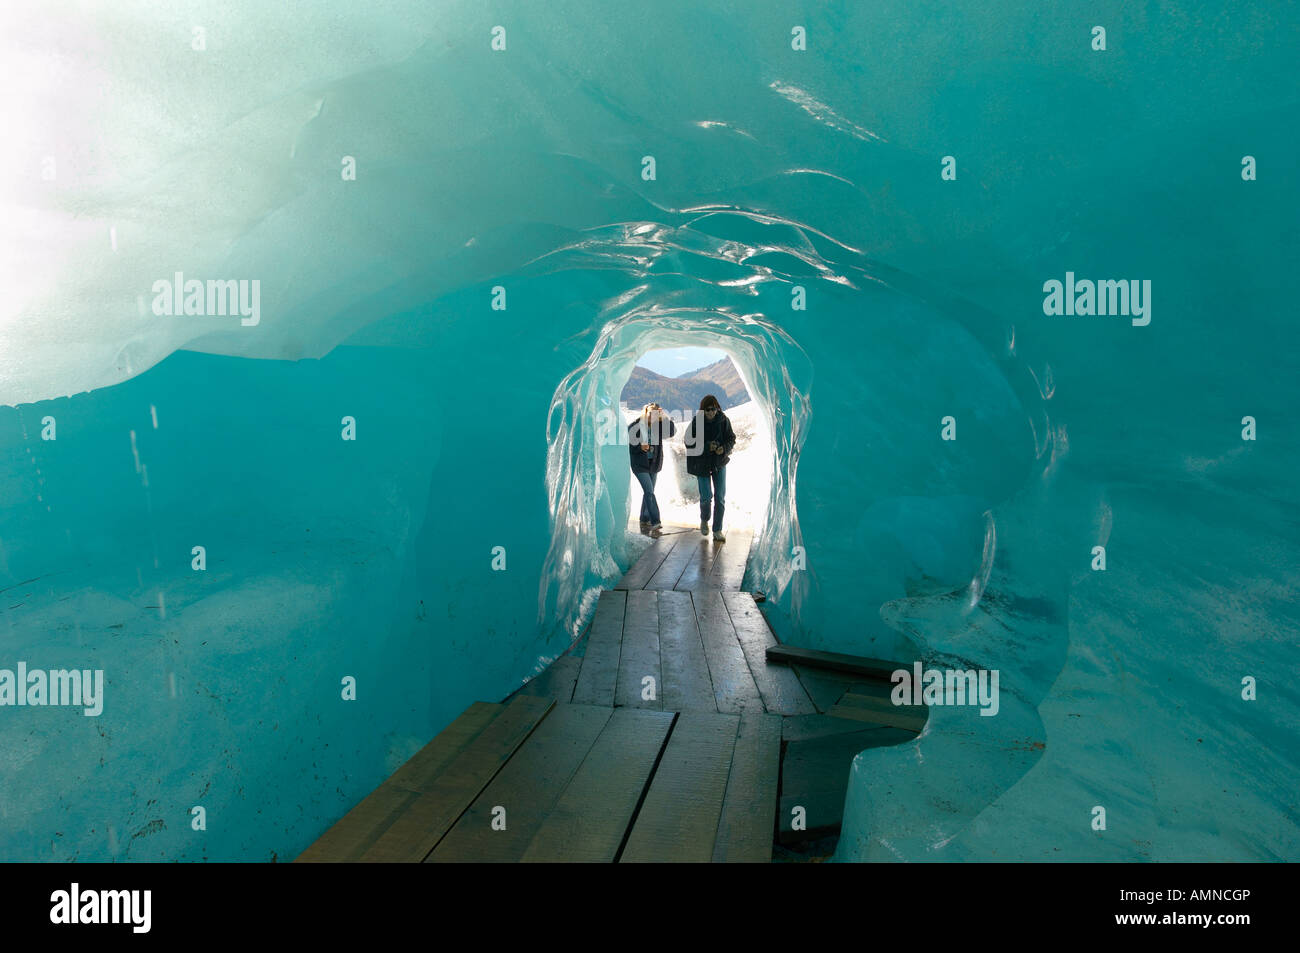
(1, 0), (1297, 861)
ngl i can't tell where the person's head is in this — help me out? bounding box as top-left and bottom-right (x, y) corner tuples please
(699, 395), (720, 420)
(643, 402), (662, 424)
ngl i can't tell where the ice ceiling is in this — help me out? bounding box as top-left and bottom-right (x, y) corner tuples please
(1, 1), (1296, 861)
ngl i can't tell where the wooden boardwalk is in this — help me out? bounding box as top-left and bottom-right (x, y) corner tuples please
(299, 525), (923, 863)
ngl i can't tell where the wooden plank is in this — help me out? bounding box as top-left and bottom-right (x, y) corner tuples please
(693, 590), (764, 714)
(296, 701), (503, 862)
(827, 703), (925, 732)
(359, 695), (555, 862)
(571, 590), (626, 706)
(722, 591), (816, 716)
(829, 692), (927, 732)
(620, 712), (740, 863)
(296, 786), (420, 863)
(766, 644), (907, 682)
(844, 680), (899, 703)
(616, 589), (661, 709)
(656, 590), (717, 712)
(673, 535), (718, 591)
(386, 701), (504, 793)
(426, 704), (614, 863)
(781, 713), (897, 743)
(790, 664), (853, 714)
(707, 530), (751, 590)
(837, 689), (927, 713)
(616, 534), (675, 590)
(646, 533), (704, 590)
(521, 708), (675, 863)
(712, 711), (781, 863)
(514, 656), (581, 704)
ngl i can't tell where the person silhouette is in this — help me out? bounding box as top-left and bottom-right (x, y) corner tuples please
(683, 394), (735, 541)
(628, 402), (675, 536)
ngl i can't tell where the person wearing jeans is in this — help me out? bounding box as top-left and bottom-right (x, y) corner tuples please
(684, 394), (735, 541)
(634, 469), (660, 528)
(698, 464), (726, 538)
(628, 402), (674, 536)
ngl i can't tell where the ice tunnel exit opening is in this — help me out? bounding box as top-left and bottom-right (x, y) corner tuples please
(540, 311), (813, 648)
(619, 346), (773, 537)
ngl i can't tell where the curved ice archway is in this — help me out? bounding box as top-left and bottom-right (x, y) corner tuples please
(540, 308), (812, 645)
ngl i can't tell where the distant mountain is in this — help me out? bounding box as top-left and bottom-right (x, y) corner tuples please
(620, 356), (750, 415)
(681, 357), (747, 404)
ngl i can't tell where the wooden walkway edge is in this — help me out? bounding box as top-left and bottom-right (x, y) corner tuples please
(298, 525), (921, 863)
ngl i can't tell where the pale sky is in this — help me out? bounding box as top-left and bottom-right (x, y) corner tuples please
(636, 346), (727, 378)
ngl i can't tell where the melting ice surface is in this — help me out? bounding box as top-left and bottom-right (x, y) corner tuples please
(2, 1), (1298, 861)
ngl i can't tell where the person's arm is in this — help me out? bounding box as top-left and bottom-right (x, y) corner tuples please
(683, 417), (699, 455)
(629, 421), (648, 454)
(721, 416), (736, 454)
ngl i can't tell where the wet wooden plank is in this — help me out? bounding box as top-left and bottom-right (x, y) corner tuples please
(296, 701), (503, 862)
(295, 786), (420, 863)
(722, 591), (816, 716)
(656, 590), (716, 712)
(426, 704), (613, 863)
(766, 644), (906, 682)
(385, 702), (504, 794)
(571, 590), (626, 707)
(707, 530), (752, 590)
(693, 590), (764, 714)
(521, 708), (675, 863)
(712, 711), (781, 863)
(829, 692), (927, 732)
(781, 712), (890, 743)
(673, 536), (719, 592)
(359, 695), (555, 862)
(620, 712), (740, 863)
(514, 656), (582, 704)
(616, 589), (662, 709)
(845, 680), (899, 702)
(616, 534), (675, 590)
(646, 533), (705, 590)
(790, 664), (854, 714)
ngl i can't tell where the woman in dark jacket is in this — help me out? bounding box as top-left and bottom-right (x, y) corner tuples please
(628, 402), (675, 536)
(683, 394), (735, 541)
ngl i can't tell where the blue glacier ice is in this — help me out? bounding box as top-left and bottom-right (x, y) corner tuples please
(1, 0), (1297, 861)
